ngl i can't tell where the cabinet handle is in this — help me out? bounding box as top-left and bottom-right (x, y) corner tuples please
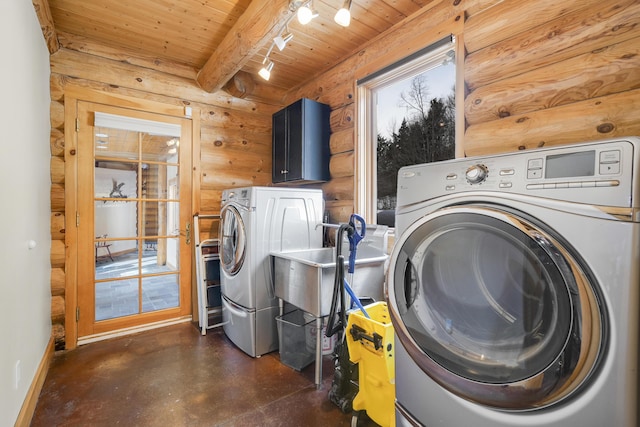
(281, 170), (288, 174)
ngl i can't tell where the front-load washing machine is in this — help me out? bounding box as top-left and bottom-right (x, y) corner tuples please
(387, 137), (639, 426)
(220, 186), (324, 357)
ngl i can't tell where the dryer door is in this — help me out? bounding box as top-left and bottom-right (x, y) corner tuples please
(220, 203), (246, 277)
(387, 204), (606, 410)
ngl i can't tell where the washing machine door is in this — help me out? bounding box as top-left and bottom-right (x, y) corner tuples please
(387, 203), (606, 410)
(220, 202), (246, 276)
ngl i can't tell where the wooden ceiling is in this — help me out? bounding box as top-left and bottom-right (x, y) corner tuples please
(36, 0), (429, 103)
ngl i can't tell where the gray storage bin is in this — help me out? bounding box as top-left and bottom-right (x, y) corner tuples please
(276, 310), (315, 371)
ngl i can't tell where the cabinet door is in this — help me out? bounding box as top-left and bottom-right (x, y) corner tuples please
(286, 100), (304, 181)
(272, 108), (288, 183)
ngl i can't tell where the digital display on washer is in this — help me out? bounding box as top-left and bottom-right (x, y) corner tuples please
(545, 150), (595, 179)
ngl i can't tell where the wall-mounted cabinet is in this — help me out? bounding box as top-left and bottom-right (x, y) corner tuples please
(272, 98), (330, 184)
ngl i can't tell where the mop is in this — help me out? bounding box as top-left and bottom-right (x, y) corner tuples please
(326, 214), (368, 413)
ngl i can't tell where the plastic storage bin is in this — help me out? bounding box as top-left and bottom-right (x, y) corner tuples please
(346, 301), (396, 427)
(277, 310), (315, 371)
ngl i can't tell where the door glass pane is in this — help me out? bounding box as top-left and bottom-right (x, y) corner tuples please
(95, 239), (139, 280)
(95, 127), (139, 160)
(143, 238), (179, 274)
(95, 161), (138, 199)
(141, 135), (179, 162)
(95, 201), (138, 240)
(95, 278), (139, 321)
(142, 274), (179, 313)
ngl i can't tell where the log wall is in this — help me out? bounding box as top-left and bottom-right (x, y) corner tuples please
(288, 0), (640, 221)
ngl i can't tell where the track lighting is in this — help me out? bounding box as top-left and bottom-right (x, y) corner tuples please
(297, 1), (318, 25)
(274, 32), (294, 51)
(258, 59), (274, 81)
(334, 0), (352, 27)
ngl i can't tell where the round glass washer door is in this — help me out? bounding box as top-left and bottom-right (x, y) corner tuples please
(387, 204), (606, 410)
(220, 203), (246, 276)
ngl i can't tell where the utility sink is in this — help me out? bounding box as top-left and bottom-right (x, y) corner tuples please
(271, 245), (388, 317)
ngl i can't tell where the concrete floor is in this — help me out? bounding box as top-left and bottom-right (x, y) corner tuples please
(31, 322), (378, 426)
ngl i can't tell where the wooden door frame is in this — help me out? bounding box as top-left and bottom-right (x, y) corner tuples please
(63, 86), (200, 349)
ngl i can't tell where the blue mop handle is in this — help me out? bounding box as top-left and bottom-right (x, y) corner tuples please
(344, 278), (370, 318)
(348, 214), (366, 274)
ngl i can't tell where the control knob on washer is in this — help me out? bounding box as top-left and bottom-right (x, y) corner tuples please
(465, 164), (488, 184)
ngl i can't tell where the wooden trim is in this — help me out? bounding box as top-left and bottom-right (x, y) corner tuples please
(14, 335), (54, 427)
(63, 95), (79, 350)
(354, 14), (464, 82)
(63, 86), (187, 118)
(455, 31), (467, 159)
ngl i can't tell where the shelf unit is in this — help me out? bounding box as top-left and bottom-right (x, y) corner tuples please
(194, 214), (223, 335)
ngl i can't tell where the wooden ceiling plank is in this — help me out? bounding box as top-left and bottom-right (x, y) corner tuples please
(32, 0), (60, 54)
(196, 0), (294, 93)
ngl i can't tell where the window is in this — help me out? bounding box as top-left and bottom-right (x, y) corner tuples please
(356, 36), (458, 225)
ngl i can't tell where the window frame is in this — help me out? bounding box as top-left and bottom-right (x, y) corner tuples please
(355, 35), (464, 224)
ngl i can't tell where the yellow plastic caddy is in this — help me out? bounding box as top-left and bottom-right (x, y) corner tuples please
(346, 301), (396, 427)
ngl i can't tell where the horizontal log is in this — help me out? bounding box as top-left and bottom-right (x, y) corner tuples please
(51, 156), (64, 184)
(330, 128), (354, 155)
(330, 104), (355, 133)
(51, 239), (66, 269)
(199, 191), (224, 213)
(329, 151), (354, 179)
(464, 0), (605, 54)
(50, 101), (64, 130)
(53, 73), (282, 121)
(51, 184), (64, 212)
(51, 129), (64, 157)
(201, 170), (272, 189)
(52, 323), (65, 350)
(32, 0), (60, 54)
(325, 199), (356, 224)
(51, 267), (65, 297)
(51, 295), (65, 323)
(50, 48), (281, 112)
(323, 176), (354, 202)
(464, 0), (504, 19)
(50, 74), (64, 102)
(51, 212), (65, 241)
(200, 148), (271, 169)
(58, 32), (198, 81)
(200, 127), (271, 148)
(465, 38), (640, 125)
(200, 107), (273, 132)
(465, 0), (640, 91)
(297, 80), (355, 111)
(464, 89), (640, 156)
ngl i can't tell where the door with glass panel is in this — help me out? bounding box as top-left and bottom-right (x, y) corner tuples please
(76, 102), (192, 339)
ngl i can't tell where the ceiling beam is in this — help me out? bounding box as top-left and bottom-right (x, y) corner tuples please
(196, 0), (294, 93)
(31, 0), (60, 54)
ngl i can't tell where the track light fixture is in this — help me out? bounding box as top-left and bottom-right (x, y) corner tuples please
(257, 1), (354, 82)
(334, 0), (352, 27)
(274, 31), (294, 51)
(297, 0), (318, 25)
(259, 58), (274, 81)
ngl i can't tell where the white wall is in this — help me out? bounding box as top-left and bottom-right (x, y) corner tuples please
(0, 2), (52, 426)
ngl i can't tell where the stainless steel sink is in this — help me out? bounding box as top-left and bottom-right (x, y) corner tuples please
(271, 245), (388, 317)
